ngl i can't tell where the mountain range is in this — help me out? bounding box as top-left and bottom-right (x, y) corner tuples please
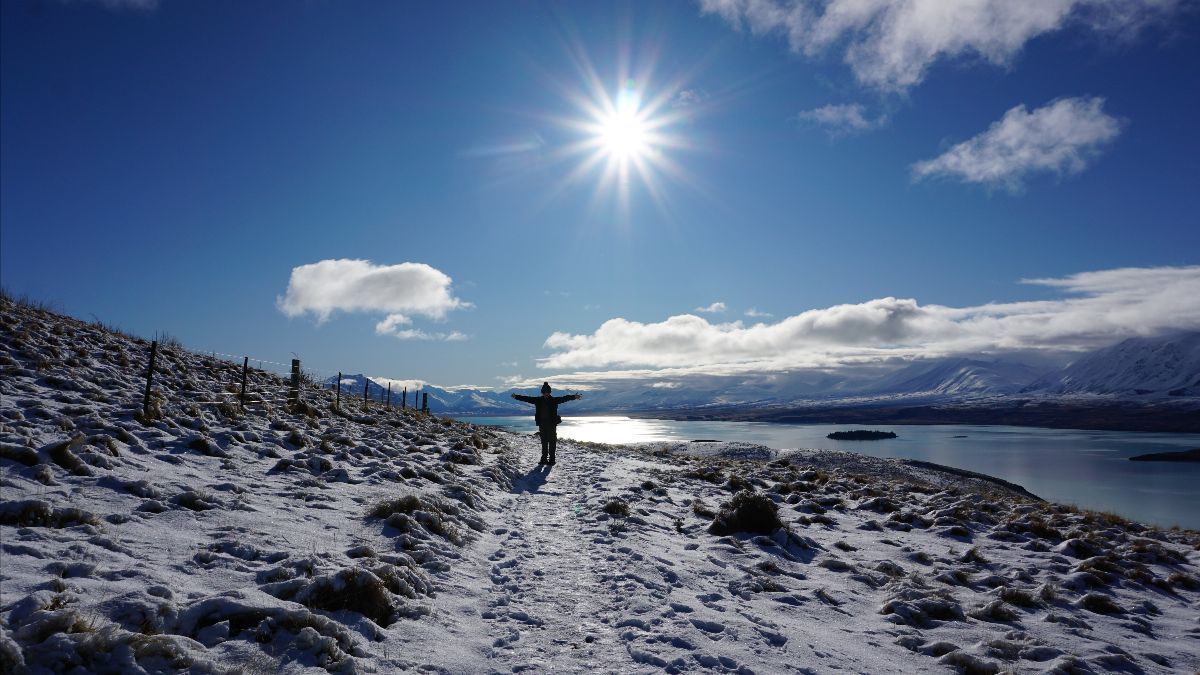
(325, 332), (1200, 427)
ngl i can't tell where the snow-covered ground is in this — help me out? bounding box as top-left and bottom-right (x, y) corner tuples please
(3, 297), (1199, 674)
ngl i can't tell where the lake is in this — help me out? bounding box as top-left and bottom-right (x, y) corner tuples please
(453, 415), (1200, 530)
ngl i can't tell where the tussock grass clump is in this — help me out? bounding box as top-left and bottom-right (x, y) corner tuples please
(294, 568), (395, 626)
(726, 474), (753, 492)
(0, 443), (39, 466)
(370, 495), (423, 519)
(47, 436), (91, 476)
(1078, 592), (1124, 615)
(370, 494), (465, 545)
(691, 498), (716, 519)
(960, 546), (989, 565)
(172, 490), (218, 512)
(708, 490), (782, 536)
(1167, 571), (1199, 591)
(185, 435), (226, 457)
(0, 500), (100, 528)
(938, 650), (999, 675)
(441, 444), (480, 465)
(879, 583), (965, 626)
(998, 586), (1040, 608)
(602, 498), (630, 517)
(968, 599), (1018, 622)
(683, 464), (724, 484)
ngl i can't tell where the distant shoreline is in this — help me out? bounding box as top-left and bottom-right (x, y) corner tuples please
(1129, 448), (1200, 462)
(451, 410), (1200, 434)
(626, 401), (1200, 434)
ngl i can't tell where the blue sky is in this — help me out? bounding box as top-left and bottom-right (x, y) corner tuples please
(3, 0), (1199, 389)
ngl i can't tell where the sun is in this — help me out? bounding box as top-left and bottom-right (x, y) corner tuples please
(595, 84), (651, 162)
(598, 108), (649, 160)
(552, 75), (694, 211)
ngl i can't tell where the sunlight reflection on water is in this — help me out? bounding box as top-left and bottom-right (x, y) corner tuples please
(453, 414), (1200, 529)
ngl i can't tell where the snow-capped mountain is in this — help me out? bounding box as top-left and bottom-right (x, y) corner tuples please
(325, 335), (1200, 418)
(318, 375), (522, 412)
(321, 373), (406, 404)
(861, 357), (1046, 397)
(1023, 332), (1200, 397)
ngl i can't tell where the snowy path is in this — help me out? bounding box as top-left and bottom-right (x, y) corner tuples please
(479, 434), (643, 670)
(465, 434), (811, 674)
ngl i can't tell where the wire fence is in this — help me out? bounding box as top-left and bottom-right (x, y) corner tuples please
(138, 340), (431, 419)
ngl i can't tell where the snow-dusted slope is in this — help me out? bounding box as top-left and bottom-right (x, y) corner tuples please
(1025, 332), (1200, 397)
(3, 297), (1199, 674)
(862, 357), (1045, 397)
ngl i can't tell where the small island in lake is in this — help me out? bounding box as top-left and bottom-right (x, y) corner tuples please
(1128, 448), (1200, 462)
(827, 430), (897, 441)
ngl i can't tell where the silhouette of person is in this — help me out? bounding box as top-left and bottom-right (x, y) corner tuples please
(511, 382), (582, 465)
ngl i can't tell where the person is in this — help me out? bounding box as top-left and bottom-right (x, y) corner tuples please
(511, 382), (582, 465)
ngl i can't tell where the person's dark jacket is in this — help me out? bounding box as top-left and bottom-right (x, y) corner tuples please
(513, 394), (579, 428)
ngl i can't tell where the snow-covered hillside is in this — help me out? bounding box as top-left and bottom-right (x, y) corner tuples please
(3, 297), (1199, 674)
(1024, 332), (1200, 397)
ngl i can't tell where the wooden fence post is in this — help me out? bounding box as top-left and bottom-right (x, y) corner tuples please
(335, 372), (342, 410)
(364, 379), (370, 406)
(289, 359), (301, 408)
(422, 392), (428, 414)
(402, 387), (407, 410)
(239, 356), (249, 408)
(386, 383), (391, 408)
(142, 340), (158, 418)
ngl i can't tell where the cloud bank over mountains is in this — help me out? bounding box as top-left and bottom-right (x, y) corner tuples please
(277, 259), (470, 341)
(537, 266), (1200, 378)
(912, 97), (1123, 190)
(699, 0), (1182, 92)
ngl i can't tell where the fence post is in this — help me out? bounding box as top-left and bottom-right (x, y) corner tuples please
(364, 379), (369, 406)
(386, 383), (391, 408)
(142, 340), (158, 419)
(335, 372), (342, 410)
(289, 359), (301, 408)
(239, 356), (249, 408)
(422, 392), (428, 414)
(402, 387), (407, 410)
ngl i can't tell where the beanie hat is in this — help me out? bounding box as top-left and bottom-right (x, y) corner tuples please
(541, 382), (552, 394)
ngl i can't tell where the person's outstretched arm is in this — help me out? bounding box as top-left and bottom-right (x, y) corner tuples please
(511, 393), (538, 404)
(554, 393), (583, 404)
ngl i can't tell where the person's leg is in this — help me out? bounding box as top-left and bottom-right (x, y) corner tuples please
(547, 429), (557, 465)
(538, 428), (550, 464)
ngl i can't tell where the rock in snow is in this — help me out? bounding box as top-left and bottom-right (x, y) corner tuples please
(2, 295), (1198, 673)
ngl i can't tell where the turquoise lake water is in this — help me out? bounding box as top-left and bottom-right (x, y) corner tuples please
(453, 415), (1200, 530)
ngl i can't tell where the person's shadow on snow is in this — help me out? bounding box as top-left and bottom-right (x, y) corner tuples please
(512, 464), (551, 494)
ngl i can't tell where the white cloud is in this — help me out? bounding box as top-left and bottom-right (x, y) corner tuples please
(745, 308), (774, 318)
(695, 301), (728, 313)
(374, 314), (412, 334)
(699, 0), (1181, 91)
(797, 103), (884, 137)
(380, 328), (469, 342)
(538, 266), (1200, 374)
(672, 88), (710, 108)
(912, 96), (1122, 190)
(368, 377), (426, 392)
(278, 259), (469, 337)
